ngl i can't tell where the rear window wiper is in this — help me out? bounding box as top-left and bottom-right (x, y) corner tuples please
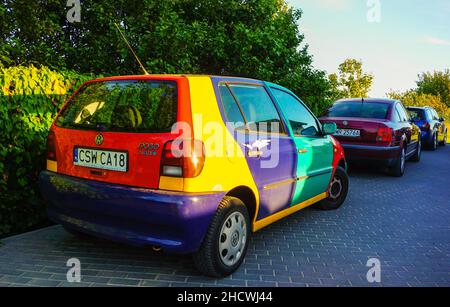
(64, 123), (110, 131)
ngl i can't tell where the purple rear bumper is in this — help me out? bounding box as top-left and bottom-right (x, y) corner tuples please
(39, 171), (224, 253)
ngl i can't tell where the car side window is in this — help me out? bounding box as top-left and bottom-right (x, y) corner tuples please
(395, 104), (408, 122)
(393, 108), (401, 122)
(228, 84), (285, 134)
(429, 109), (435, 120)
(400, 104), (410, 121)
(432, 109), (439, 120)
(218, 84), (245, 128)
(271, 88), (320, 137)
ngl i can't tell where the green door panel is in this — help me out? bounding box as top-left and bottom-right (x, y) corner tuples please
(292, 136), (333, 205)
(267, 84), (334, 206)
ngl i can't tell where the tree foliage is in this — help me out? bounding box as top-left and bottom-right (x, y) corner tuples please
(0, 0), (335, 113)
(387, 90), (449, 118)
(0, 65), (93, 237)
(417, 70), (450, 107)
(388, 69), (450, 120)
(329, 58), (374, 99)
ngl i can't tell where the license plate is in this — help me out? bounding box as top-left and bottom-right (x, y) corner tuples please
(335, 129), (361, 137)
(73, 148), (128, 172)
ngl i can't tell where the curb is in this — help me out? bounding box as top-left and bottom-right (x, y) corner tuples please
(1, 225), (61, 244)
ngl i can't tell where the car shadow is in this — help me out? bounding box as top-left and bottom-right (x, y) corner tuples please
(346, 163), (390, 178)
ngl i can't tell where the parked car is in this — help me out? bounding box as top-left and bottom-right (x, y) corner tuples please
(407, 106), (447, 150)
(319, 98), (421, 177)
(39, 75), (349, 277)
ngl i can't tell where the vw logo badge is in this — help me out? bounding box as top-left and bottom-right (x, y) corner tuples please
(95, 134), (104, 146)
(343, 121), (348, 126)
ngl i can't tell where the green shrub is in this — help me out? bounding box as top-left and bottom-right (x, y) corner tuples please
(0, 65), (94, 237)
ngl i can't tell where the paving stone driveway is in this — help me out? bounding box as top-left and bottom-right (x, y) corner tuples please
(1, 147), (449, 287)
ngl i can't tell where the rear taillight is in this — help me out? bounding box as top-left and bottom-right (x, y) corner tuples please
(161, 140), (205, 178)
(46, 130), (57, 161)
(376, 127), (393, 143)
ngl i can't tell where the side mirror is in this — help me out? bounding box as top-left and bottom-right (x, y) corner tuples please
(322, 122), (337, 135)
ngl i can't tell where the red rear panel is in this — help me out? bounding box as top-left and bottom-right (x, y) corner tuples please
(51, 76), (192, 189)
(321, 117), (389, 144)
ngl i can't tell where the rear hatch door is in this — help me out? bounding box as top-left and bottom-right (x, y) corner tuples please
(52, 77), (190, 189)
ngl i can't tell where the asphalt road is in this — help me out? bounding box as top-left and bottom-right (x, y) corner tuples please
(1, 146), (449, 287)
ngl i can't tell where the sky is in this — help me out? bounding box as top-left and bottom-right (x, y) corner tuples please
(288, 0), (450, 97)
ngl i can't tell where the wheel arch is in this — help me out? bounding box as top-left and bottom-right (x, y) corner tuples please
(225, 186), (257, 226)
(338, 158), (347, 171)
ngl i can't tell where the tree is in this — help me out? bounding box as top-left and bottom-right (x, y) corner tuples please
(417, 70), (450, 107)
(387, 90), (448, 117)
(0, 0), (335, 114)
(0, 2), (12, 67)
(327, 73), (346, 101)
(329, 58), (374, 98)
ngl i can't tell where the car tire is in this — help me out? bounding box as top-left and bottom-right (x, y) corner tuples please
(439, 132), (447, 146)
(317, 166), (349, 211)
(430, 133), (438, 151)
(389, 146), (406, 177)
(193, 196), (250, 278)
(410, 138), (421, 162)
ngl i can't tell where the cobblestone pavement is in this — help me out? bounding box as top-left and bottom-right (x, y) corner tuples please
(1, 146), (449, 287)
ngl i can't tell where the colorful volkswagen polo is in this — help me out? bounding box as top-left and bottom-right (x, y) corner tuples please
(39, 75), (348, 277)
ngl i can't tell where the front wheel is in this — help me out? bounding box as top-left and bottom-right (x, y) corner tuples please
(193, 196), (250, 277)
(317, 166), (349, 210)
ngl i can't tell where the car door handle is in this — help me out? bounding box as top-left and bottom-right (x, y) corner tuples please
(298, 149), (308, 154)
(247, 150), (262, 158)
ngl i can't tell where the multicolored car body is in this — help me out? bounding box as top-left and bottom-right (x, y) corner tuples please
(39, 75), (348, 277)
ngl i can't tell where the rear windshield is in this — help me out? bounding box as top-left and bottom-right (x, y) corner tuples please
(325, 102), (389, 119)
(56, 80), (178, 133)
(408, 109), (426, 121)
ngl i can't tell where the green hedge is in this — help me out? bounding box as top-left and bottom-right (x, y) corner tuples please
(0, 65), (94, 238)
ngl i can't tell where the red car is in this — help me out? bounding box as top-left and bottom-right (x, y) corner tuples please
(320, 98), (421, 177)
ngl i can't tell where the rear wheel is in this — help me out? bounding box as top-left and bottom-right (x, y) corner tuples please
(440, 132), (447, 146)
(410, 138), (421, 162)
(317, 166), (349, 210)
(430, 133), (438, 151)
(193, 197), (250, 277)
(389, 146), (406, 177)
